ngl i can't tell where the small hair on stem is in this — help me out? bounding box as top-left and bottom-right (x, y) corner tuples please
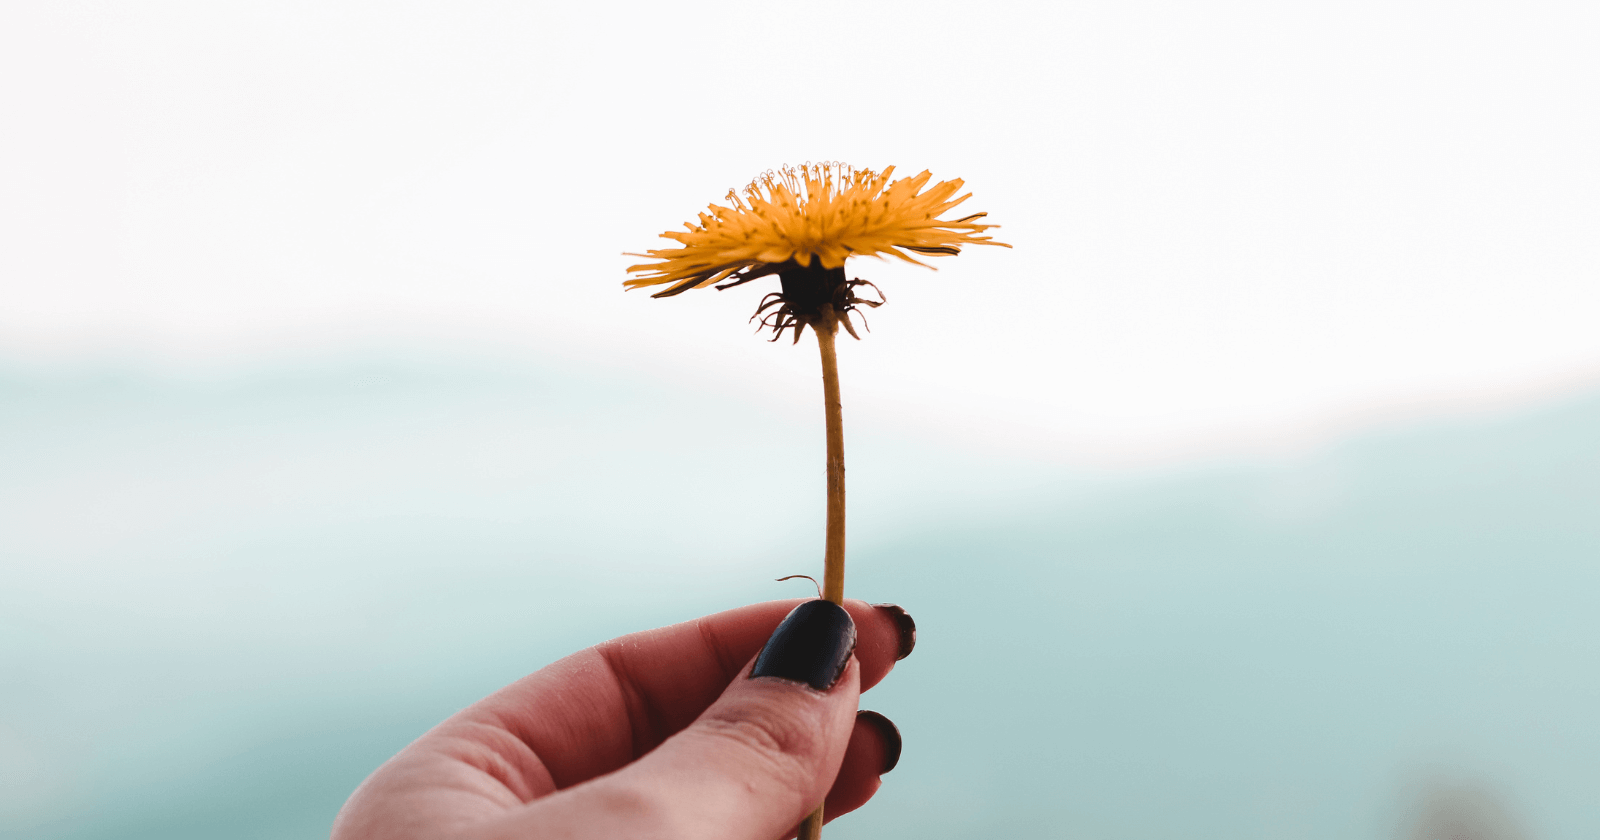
(775, 574), (823, 600)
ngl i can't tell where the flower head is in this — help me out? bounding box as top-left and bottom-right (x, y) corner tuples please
(625, 163), (1008, 341)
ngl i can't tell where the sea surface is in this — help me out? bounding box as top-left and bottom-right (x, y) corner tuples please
(3, 361), (1597, 840)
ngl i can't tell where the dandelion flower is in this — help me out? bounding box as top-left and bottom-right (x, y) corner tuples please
(625, 162), (1009, 341)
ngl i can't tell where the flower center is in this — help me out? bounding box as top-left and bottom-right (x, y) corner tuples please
(777, 259), (848, 319)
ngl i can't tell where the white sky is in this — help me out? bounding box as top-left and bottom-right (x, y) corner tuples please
(3, 1), (1598, 465)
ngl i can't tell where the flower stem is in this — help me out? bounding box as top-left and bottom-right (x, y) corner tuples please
(799, 804), (826, 839)
(799, 308), (848, 840)
(816, 309), (847, 606)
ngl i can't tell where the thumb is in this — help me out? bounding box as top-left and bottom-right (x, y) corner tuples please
(488, 601), (860, 840)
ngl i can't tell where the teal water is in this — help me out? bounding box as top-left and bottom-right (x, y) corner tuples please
(3, 362), (1596, 839)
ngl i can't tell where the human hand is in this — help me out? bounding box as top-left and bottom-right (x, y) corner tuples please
(331, 598), (915, 840)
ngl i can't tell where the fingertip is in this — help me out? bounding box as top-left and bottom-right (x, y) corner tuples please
(843, 600), (915, 690)
(750, 600), (858, 691)
(871, 604), (917, 661)
(821, 709), (902, 821)
(855, 710), (902, 773)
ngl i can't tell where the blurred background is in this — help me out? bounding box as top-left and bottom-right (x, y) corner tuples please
(2, 2), (1597, 838)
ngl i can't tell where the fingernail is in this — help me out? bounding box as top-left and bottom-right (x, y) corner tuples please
(857, 710), (902, 773)
(750, 600), (857, 690)
(872, 603), (917, 661)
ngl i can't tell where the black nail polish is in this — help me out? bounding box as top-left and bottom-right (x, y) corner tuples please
(857, 710), (902, 773)
(872, 603), (917, 661)
(750, 600), (857, 690)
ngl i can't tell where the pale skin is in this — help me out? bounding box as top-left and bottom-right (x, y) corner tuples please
(332, 599), (906, 840)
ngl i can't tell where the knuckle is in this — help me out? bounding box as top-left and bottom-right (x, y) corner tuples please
(581, 782), (700, 840)
(695, 706), (823, 791)
(587, 784), (665, 824)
